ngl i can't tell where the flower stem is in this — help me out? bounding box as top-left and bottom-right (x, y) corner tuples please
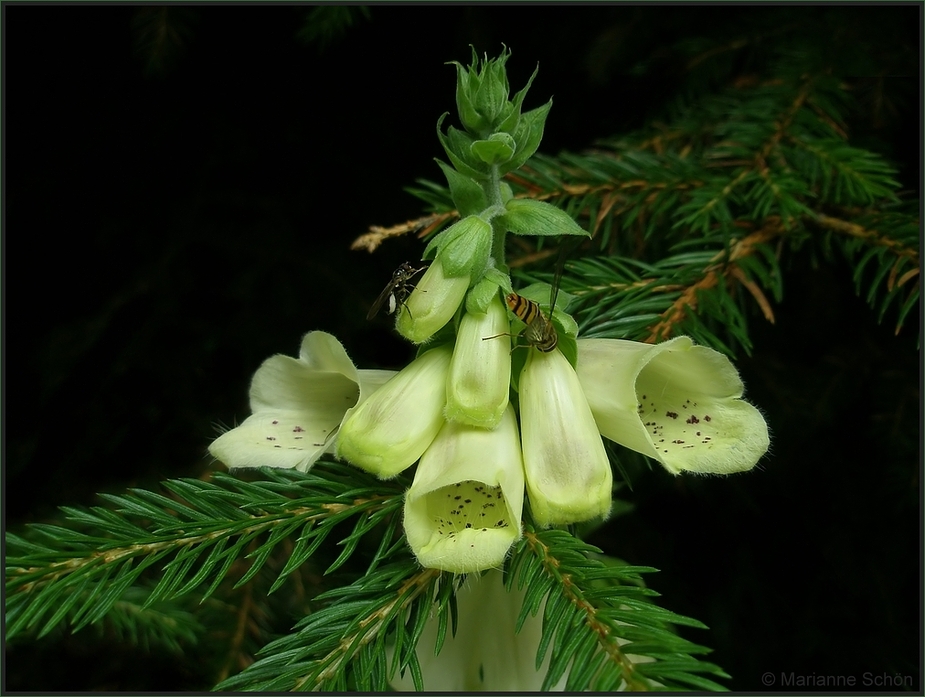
(484, 164), (509, 270)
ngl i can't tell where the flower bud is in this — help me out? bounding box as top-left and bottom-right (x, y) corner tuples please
(452, 47), (512, 132)
(396, 257), (469, 344)
(470, 133), (516, 165)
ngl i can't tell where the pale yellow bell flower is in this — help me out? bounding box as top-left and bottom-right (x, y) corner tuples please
(519, 348), (613, 526)
(404, 406), (524, 573)
(444, 293), (512, 429)
(576, 336), (769, 475)
(208, 332), (394, 472)
(396, 257), (470, 344)
(336, 345), (452, 478)
(389, 570), (568, 691)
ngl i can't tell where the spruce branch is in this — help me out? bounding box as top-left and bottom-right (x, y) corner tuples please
(508, 528), (729, 692)
(215, 562), (445, 692)
(4, 583), (203, 654)
(5, 463), (406, 642)
(639, 226), (779, 345)
(809, 207), (919, 337)
(212, 524), (730, 692)
(213, 564), (264, 684)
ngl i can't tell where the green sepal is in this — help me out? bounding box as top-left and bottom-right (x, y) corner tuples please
(437, 160), (487, 217)
(465, 275), (504, 315)
(452, 57), (485, 134)
(497, 199), (589, 238)
(443, 226), (491, 278)
(552, 305), (579, 338)
(517, 281), (573, 314)
(494, 103), (516, 133)
(473, 50), (511, 126)
(444, 123), (488, 178)
(516, 282), (579, 339)
(421, 242), (438, 262)
(514, 282), (552, 307)
(500, 100), (552, 175)
(497, 63), (539, 134)
(470, 133), (516, 166)
(436, 114), (488, 181)
(422, 214), (485, 262)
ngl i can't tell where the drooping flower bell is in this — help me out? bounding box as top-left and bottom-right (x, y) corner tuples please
(444, 292), (512, 429)
(335, 345), (453, 478)
(208, 332), (395, 472)
(404, 406), (524, 572)
(518, 347), (614, 527)
(395, 256), (470, 345)
(576, 336), (770, 475)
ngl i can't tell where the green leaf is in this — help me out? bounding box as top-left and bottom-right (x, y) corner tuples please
(498, 198), (589, 238)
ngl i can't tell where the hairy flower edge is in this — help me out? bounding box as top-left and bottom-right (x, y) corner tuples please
(576, 337), (770, 475)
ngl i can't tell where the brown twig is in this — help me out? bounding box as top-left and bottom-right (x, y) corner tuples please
(644, 223), (781, 343)
(351, 213), (453, 253)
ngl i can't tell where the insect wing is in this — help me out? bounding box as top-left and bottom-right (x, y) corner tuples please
(548, 239), (569, 317)
(530, 303), (558, 352)
(367, 276), (400, 320)
(366, 262), (428, 320)
(534, 240), (573, 349)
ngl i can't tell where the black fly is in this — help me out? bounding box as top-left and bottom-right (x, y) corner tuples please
(367, 261), (429, 320)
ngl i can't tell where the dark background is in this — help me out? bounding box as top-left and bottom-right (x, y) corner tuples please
(4, 5), (921, 692)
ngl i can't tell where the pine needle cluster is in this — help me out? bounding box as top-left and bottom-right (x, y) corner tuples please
(7, 463), (726, 691)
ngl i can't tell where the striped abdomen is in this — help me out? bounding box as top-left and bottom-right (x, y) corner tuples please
(505, 292), (557, 352)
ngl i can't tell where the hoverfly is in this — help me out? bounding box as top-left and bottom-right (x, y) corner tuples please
(366, 261), (428, 320)
(487, 243), (568, 352)
(504, 291), (558, 352)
